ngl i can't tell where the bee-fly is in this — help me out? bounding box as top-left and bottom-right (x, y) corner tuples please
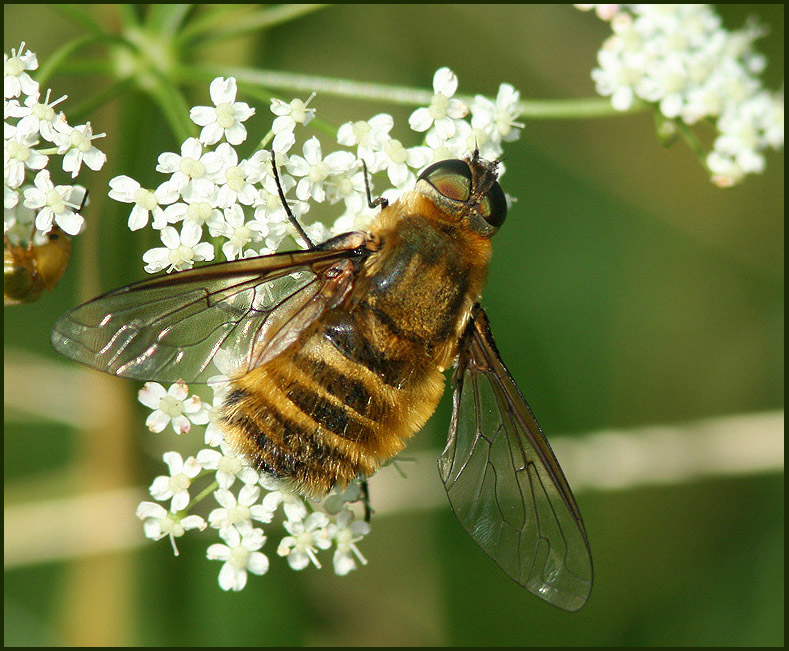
(51, 151), (593, 610)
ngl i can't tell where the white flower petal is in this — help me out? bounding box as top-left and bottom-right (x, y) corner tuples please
(170, 414), (191, 435)
(170, 490), (190, 512)
(206, 543), (231, 561)
(286, 551), (310, 570)
(189, 106), (215, 127)
(246, 551), (269, 576)
(219, 563), (246, 591)
(145, 410), (170, 433)
(159, 226), (180, 249)
(433, 67), (458, 96)
(224, 123), (248, 146)
(149, 476), (172, 500)
(199, 123), (224, 146)
(180, 515), (207, 531)
(137, 382), (167, 409)
(408, 107), (434, 132)
(136, 501), (168, 519)
(210, 77), (237, 105)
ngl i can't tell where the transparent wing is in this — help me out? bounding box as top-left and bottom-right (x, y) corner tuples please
(51, 244), (361, 384)
(438, 307), (593, 611)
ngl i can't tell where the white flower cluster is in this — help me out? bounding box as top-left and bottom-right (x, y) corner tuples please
(135, 373), (370, 591)
(4, 42), (106, 243)
(578, 4), (784, 186)
(128, 68), (523, 591)
(109, 68), (523, 272)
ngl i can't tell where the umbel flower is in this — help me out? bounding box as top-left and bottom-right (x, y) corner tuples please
(121, 68), (524, 591)
(4, 42), (106, 244)
(578, 4), (784, 187)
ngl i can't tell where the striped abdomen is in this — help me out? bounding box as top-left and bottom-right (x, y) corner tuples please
(220, 208), (490, 496)
(220, 303), (451, 496)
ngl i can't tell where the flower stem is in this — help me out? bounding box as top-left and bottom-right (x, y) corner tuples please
(189, 478), (220, 510)
(51, 4), (112, 37)
(177, 4), (328, 48)
(185, 65), (649, 120)
(144, 4), (193, 37)
(675, 118), (709, 169)
(146, 69), (196, 143)
(37, 35), (104, 86)
(67, 78), (135, 124)
(518, 97), (649, 119)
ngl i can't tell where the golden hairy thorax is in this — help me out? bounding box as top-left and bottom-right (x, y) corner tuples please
(220, 191), (493, 496)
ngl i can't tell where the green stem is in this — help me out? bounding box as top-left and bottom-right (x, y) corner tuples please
(117, 4), (142, 28)
(145, 4), (194, 36)
(518, 97), (649, 119)
(49, 4), (110, 37)
(175, 4), (252, 45)
(65, 78), (134, 124)
(675, 119), (710, 171)
(308, 116), (340, 138)
(185, 65), (649, 120)
(178, 4), (327, 48)
(235, 81), (275, 105)
(36, 35), (101, 86)
(145, 69), (196, 143)
(258, 130), (275, 150)
(56, 59), (118, 76)
(188, 478), (220, 510)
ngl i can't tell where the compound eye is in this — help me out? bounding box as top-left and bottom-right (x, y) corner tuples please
(418, 159), (472, 202)
(480, 180), (507, 228)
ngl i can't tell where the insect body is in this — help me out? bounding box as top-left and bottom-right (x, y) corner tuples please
(51, 152), (593, 610)
(4, 226), (72, 306)
(223, 165), (495, 496)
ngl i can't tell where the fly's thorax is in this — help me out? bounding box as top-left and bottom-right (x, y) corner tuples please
(385, 191), (495, 266)
(356, 193), (492, 368)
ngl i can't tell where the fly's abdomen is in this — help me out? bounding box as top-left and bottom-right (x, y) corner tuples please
(219, 307), (446, 496)
(219, 217), (482, 495)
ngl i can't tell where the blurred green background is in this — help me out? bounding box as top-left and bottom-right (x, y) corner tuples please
(4, 4), (783, 646)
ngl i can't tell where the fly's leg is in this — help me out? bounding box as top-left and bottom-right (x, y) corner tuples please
(270, 149), (314, 249)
